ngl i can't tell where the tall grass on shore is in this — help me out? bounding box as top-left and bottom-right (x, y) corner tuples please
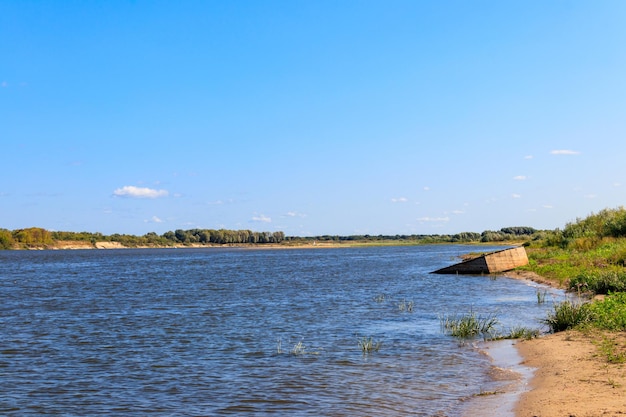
(543, 300), (592, 332)
(569, 271), (626, 295)
(544, 292), (626, 333)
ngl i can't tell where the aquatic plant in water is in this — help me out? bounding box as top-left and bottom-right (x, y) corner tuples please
(536, 289), (547, 304)
(358, 336), (382, 354)
(397, 299), (414, 313)
(440, 310), (499, 339)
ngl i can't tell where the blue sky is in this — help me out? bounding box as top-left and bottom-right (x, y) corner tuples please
(2, 1), (626, 236)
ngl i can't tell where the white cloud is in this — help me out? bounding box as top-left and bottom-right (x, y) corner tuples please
(391, 197), (408, 203)
(417, 216), (450, 222)
(511, 193), (522, 199)
(585, 194), (597, 199)
(423, 186), (430, 191)
(451, 210), (465, 215)
(543, 205), (554, 209)
(513, 175), (527, 181)
(150, 216), (163, 223)
(251, 214), (272, 223)
(550, 150), (581, 155)
(524, 155), (534, 160)
(285, 211), (307, 218)
(113, 185), (169, 198)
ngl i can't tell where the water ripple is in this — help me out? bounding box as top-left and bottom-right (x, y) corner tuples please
(0, 246), (564, 416)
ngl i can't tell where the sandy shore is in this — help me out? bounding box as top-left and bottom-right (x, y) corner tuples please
(489, 271), (626, 417)
(514, 330), (626, 417)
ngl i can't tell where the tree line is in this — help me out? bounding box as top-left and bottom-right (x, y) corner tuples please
(0, 225), (540, 250)
(0, 227), (287, 249)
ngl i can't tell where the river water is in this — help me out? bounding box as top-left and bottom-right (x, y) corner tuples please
(0, 245), (564, 416)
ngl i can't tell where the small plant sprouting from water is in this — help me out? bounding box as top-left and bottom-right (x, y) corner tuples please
(291, 340), (306, 355)
(398, 299), (414, 313)
(358, 336), (382, 354)
(440, 310), (500, 339)
(373, 293), (386, 303)
(276, 338), (321, 356)
(537, 289), (547, 304)
(275, 339), (321, 356)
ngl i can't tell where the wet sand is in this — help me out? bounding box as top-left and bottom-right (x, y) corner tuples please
(468, 271), (626, 416)
(463, 339), (534, 417)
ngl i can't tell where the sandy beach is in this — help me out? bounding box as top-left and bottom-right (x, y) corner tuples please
(514, 330), (626, 417)
(496, 271), (626, 416)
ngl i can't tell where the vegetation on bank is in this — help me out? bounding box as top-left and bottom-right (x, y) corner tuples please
(0, 225), (542, 250)
(522, 207), (626, 292)
(518, 207), (626, 338)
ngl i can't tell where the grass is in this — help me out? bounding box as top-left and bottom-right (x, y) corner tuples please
(542, 300), (593, 333)
(440, 310), (499, 339)
(543, 293), (626, 333)
(569, 270), (626, 295)
(596, 336), (626, 364)
(536, 289), (547, 304)
(373, 293), (386, 303)
(358, 336), (382, 354)
(397, 299), (414, 313)
(291, 340), (307, 355)
(586, 292), (626, 331)
(276, 339), (321, 355)
(506, 326), (540, 340)
(523, 236), (626, 290)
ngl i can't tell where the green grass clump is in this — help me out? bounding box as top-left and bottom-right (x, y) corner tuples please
(543, 300), (593, 332)
(358, 336), (382, 354)
(506, 326), (540, 340)
(536, 290), (547, 304)
(440, 310), (499, 339)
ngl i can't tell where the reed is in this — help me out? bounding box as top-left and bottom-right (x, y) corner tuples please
(507, 326), (539, 340)
(358, 336), (382, 354)
(397, 299), (414, 313)
(440, 310), (499, 339)
(373, 293), (386, 303)
(542, 300), (592, 332)
(291, 340), (306, 355)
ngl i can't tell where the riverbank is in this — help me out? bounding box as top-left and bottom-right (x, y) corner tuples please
(477, 271), (626, 416)
(515, 330), (626, 416)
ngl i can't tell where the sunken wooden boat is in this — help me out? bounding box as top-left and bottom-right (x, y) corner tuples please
(432, 246), (529, 275)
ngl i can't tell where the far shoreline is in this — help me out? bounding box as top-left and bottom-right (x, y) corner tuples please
(4, 240), (523, 251)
